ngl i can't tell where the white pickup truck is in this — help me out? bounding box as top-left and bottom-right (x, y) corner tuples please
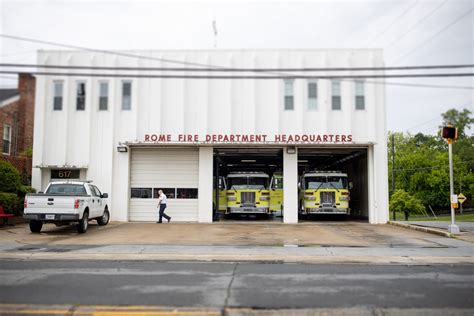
(23, 181), (110, 233)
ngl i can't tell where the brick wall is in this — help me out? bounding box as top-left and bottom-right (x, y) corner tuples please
(0, 74), (36, 184)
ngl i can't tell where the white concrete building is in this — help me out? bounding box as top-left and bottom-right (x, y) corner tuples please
(32, 49), (389, 224)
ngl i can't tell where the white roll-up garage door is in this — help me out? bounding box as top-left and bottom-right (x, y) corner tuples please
(129, 147), (199, 222)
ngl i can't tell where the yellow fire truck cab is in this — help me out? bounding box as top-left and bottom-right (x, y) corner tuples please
(299, 171), (351, 215)
(225, 172), (271, 214)
(213, 176), (227, 212)
(269, 172), (283, 213)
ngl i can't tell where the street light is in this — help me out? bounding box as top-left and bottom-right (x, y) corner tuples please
(117, 145), (128, 153)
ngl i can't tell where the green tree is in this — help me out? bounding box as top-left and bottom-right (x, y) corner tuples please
(441, 108), (474, 139)
(388, 132), (473, 210)
(0, 160), (22, 193)
(389, 189), (425, 216)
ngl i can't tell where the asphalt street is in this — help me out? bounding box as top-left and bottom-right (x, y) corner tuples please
(1, 260), (473, 310)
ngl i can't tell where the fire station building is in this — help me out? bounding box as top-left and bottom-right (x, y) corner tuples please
(32, 49), (389, 224)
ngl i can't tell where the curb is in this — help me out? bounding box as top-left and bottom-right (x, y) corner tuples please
(2, 252), (474, 264)
(388, 221), (453, 238)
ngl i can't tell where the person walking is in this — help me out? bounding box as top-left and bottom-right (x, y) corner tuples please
(157, 189), (171, 223)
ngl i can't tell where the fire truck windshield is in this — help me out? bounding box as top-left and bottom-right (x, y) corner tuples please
(305, 176), (348, 190)
(228, 177), (268, 190)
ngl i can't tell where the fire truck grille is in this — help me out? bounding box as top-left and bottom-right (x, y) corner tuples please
(321, 192), (335, 206)
(241, 192), (256, 206)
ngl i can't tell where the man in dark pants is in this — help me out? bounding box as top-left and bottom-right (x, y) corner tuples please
(157, 189), (171, 223)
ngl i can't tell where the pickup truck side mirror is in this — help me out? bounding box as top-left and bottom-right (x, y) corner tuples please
(101, 193), (109, 198)
(38, 191), (44, 194)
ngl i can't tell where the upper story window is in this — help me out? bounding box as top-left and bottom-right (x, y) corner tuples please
(99, 82), (109, 111)
(53, 81), (63, 111)
(2, 124), (11, 155)
(284, 79), (294, 110)
(76, 82), (86, 111)
(122, 81), (132, 110)
(355, 80), (365, 110)
(307, 80), (318, 110)
(331, 80), (341, 110)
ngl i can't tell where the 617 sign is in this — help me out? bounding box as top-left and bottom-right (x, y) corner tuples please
(51, 169), (80, 179)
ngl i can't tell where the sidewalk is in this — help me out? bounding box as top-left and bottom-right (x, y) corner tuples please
(1, 221), (473, 264)
(395, 221), (474, 243)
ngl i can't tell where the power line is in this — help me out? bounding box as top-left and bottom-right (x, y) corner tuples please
(371, 80), (473, 90)
(1, 70), (473, 79)
(1, 63), (473, 72)
(391, 7), (474, 65)
(361, 0), (420, 48)
(0, 33), (247, 70)
(406, 103), (473, 132)
(2, 33), (473, 87)
(386, 0), (449, 49)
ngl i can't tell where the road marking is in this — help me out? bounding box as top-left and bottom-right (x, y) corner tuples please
(0, 304), (220, 316)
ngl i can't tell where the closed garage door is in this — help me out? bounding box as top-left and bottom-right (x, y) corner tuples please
(129, 147), (199, 222)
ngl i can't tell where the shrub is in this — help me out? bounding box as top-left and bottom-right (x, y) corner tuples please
(0, 160), (22, 193)
(390, 189), (425, 215)
(0, 192), (23, 216)
(18, 185), (36, 198)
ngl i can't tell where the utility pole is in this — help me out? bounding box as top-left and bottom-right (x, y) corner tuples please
(391, 134), (396, 221)
(442, 126), (460, 234)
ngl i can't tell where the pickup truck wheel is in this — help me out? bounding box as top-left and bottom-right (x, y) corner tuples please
(77, 212), (89, 233)
(97, 210), (110, 226)
(29, 220), (43, 233)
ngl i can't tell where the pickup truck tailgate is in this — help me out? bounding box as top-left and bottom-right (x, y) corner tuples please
(25, 195), (77, 214)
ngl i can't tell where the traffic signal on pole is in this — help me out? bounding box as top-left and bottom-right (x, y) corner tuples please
(442, 126), (458, 141)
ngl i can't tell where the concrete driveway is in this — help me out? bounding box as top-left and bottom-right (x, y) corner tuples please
(1, 221), (473, 264)
(0, 221), (459, 247)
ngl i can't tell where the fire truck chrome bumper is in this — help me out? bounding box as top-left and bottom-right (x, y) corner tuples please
(228, 207), (269, 214)
(305, 208), (349, 214)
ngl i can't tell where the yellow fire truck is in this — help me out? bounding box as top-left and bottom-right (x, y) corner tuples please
(225, 172), (271, 215)
(299, 171), (350, 215)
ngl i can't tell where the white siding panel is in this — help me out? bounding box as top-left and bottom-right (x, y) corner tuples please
(129, 148), (199, 222)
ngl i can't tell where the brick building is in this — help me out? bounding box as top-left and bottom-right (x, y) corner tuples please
(0, 74), (36, 184)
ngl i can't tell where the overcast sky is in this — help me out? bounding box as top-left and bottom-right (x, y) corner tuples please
(0, 0), (473, 134)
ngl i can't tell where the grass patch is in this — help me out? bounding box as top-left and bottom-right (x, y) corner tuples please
(390, 212), (474, 222)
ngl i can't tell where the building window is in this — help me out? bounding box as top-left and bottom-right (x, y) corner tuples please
(307, 81), (317, 110)
(177, 188), (198, 199)
(284, 79), (294, 110)
(153, 188), (176, 199)
(2, 124), (11, 155)
(122, 81), (132, 110)
(332, 80), (341, 110)
(76, 82), (86, 111)
(99, 82), (108, 111)
(53, 81), (63, 111)
(355, 80), (365, 110)
(131, 188), (152, 198)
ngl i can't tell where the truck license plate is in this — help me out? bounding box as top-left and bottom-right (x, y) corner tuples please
(45, 214), (55, 220)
